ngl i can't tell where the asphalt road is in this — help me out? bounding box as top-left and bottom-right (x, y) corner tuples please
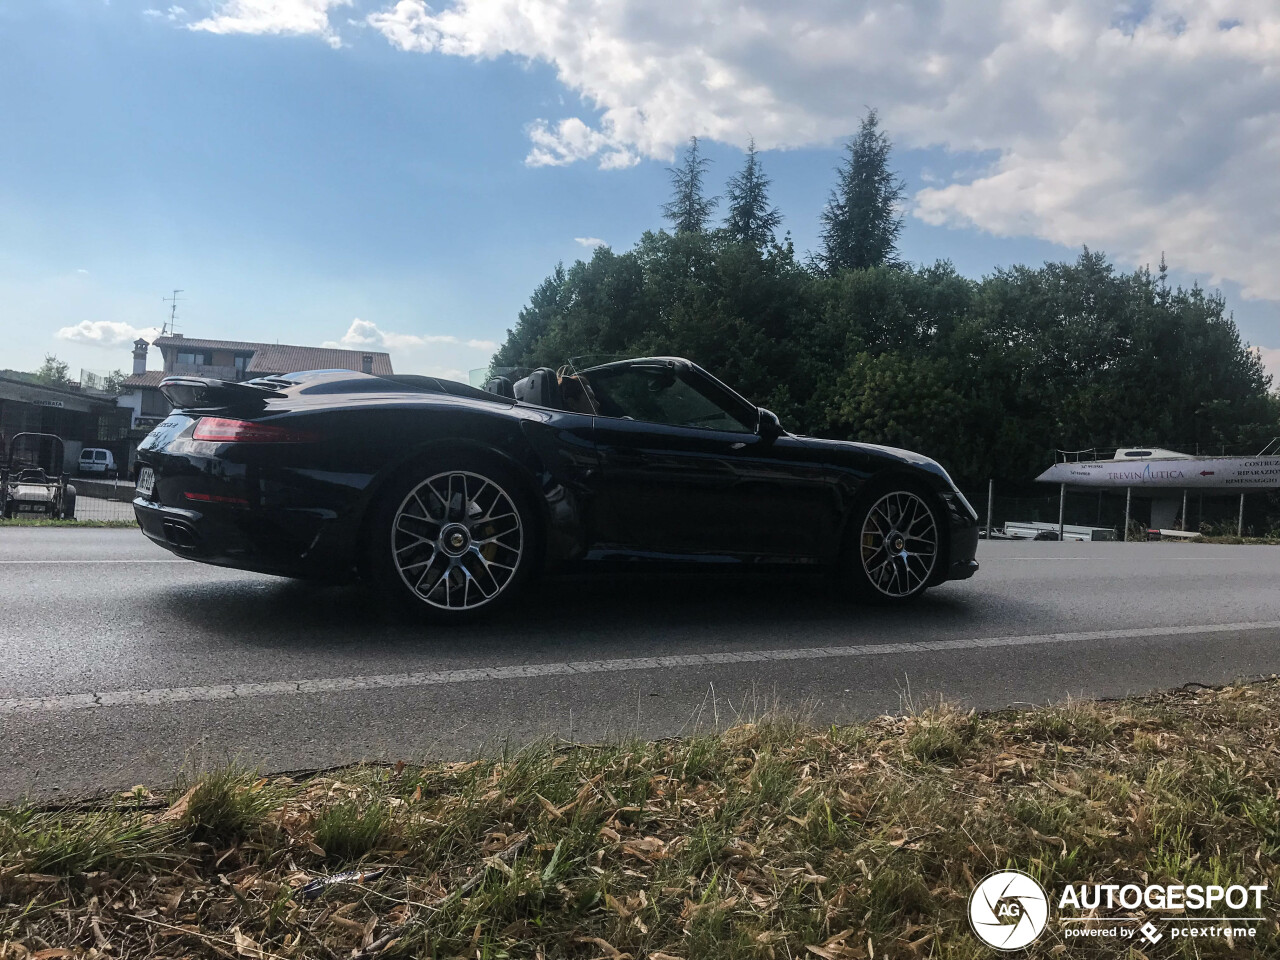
(3, 527), (1279, 800)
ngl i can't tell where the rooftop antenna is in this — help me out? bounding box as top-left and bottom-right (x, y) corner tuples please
(161, 289), (185, 336)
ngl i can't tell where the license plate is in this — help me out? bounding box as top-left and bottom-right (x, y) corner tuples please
(136, 466), (155, 497)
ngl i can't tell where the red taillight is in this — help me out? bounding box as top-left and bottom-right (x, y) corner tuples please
(183, 492), (250, 505)
(191, 417), (315, 443)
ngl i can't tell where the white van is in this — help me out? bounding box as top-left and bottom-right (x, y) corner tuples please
(78, 447), (118, 479)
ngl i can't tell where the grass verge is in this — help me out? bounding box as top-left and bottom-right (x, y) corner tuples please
(0, 519), (136, 528)
(3, 682), (1280, 958)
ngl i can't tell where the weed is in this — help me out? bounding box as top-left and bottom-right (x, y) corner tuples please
(178, 767), (275, 844)
(313, 798), (392, 862)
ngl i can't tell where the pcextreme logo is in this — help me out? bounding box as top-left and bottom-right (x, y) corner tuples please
(968, 872), (1269, 950)
(969, 871), (1050, 950)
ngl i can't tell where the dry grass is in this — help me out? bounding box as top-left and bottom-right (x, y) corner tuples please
(4, 681), (1280, 958)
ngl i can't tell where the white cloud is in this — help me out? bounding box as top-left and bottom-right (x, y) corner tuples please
(190, 0), (350, 48)
(56, 320), (161, 349)
(1251, 346), (1280, 386)
(364, 0), (1280, 302)
(574, 236), (606, 248)
(144, 5), (187, 21)
(324, 318), (496, 352)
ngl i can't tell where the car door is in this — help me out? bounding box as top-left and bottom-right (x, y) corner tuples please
(584, 361), (836, 561)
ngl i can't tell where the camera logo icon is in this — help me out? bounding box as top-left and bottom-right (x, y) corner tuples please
(969, 870), (1050, 950)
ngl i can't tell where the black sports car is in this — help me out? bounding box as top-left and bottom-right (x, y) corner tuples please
(134, 357), (978, 619)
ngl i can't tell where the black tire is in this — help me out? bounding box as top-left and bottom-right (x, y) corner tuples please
(839, 479), (944, 604)
(61, 487), (76, 521)
(364, 454), (537, 622)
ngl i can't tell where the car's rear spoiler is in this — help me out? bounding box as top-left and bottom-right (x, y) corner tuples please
(159, 376), (288, 410)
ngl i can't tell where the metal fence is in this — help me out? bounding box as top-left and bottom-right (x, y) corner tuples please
(73, 494), (137, 523)
(67, 478), (137, 523)
(966, 485), (1280, 538)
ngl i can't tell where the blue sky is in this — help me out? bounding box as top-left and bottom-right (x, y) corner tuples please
(2, 1), (1277, 383)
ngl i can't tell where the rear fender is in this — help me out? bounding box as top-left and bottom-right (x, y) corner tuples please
(351, 437), (553, 578)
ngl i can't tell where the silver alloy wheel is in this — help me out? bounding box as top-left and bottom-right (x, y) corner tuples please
(859, 490), (939, 598)
(391, 470), (523, 610)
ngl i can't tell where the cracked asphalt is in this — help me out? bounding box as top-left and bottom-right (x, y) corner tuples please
(2, 527), (1280, 800)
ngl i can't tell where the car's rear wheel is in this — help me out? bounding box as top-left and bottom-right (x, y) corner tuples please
(842, 483), (941, 603)
(367, 457), (535, 621)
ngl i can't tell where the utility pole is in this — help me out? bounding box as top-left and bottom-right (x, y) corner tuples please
(985, 479), (994, 542)
(1123, 487), (1132, 542)
(1181, 490), (1188, 532)
(1057, 483), (1065, 542)
(1238, 493), (1246, 538)
(161, 289), (184, 336)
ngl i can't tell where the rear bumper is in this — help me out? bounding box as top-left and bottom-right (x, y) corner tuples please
(133, 497), (354, 580)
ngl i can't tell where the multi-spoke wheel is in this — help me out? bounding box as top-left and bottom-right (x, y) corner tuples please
(844, 486), (941, 602)
(369, 459), (534, 620)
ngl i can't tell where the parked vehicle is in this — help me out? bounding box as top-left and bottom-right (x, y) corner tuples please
(77, 447), (119, 479)
(2, 433), (76, 519)
(133, 359), (980, 620)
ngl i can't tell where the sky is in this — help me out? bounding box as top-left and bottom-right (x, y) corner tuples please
(1, 0), (1277, 384)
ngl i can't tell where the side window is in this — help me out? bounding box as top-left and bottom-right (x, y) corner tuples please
(587, 367), (754, 433)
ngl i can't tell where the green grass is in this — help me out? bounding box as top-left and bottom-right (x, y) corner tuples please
(314, 798), (393, 862)
(175, 766), (278, 844)
(4, 681), (1280, 958)
(0, 518), (136, 527)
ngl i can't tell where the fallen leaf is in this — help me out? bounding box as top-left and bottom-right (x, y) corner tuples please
(156, 785), (198, 824)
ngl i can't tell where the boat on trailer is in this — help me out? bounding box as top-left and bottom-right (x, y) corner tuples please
(1035, 443), (1280, 491)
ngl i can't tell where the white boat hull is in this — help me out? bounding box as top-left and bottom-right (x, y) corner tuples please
(1036, 457), (1280, 490)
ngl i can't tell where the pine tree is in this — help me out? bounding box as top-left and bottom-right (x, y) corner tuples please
(661, 137), (718, 234)
(819, 110), (905, 272)
(723, 137), (782, 249)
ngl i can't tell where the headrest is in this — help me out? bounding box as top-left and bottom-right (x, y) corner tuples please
(513, 368), (561, 408)
(484, 376), (515, 399)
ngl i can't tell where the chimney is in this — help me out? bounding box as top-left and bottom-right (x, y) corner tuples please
(132, 338), (149, 376)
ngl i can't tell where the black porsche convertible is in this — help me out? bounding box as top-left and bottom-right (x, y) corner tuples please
(133, 357), (978, 619)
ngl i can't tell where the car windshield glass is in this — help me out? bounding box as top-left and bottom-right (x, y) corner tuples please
(584, 366), (754, 433)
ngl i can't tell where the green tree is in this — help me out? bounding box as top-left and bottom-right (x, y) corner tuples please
(491, 263), (568, 371)
(661, 137), (718, 234)
(102, 369), (126, 393)
(723, 138), (782, 250)
(818, 109), (905, 273)
(36, 354), (71, 387)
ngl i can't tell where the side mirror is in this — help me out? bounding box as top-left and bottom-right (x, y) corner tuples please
(757, 408), (783, 441)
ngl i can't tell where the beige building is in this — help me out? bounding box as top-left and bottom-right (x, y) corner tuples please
(117, 335), (393, 431)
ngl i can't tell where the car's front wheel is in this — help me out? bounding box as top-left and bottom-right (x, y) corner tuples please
(842, 483), (942, 603)
(367, 458), (535, 621)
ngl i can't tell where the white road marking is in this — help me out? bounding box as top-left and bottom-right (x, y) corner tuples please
(0, 560), (189, 564)
(980, 557), (1261, 561)
(3, 620), (1279, 716)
